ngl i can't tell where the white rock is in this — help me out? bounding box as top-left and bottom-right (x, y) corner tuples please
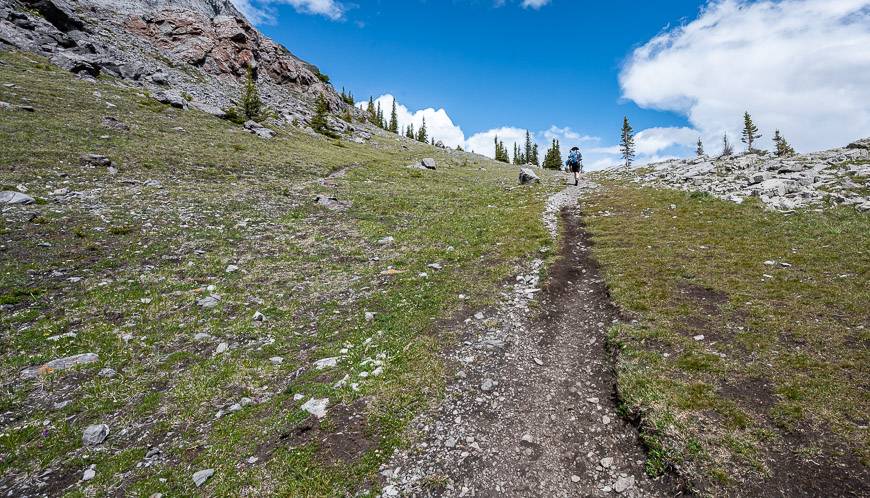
(300, 398), (329, 419)
(225, 264), (239, 273)
(215, 342), (228, 354)
(613, 476), (636, 493)
(82, 468), (96, 481)
(313, 357), (338, 369)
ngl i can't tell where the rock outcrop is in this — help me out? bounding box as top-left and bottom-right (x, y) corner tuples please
(0, 0), (356, 125)
(603, 138), (870, 211)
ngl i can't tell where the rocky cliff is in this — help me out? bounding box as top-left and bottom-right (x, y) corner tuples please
(0, 0), (355, 124)
(602, 138), (870, 212)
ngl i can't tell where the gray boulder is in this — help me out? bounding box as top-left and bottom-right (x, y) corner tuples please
(407, 158), (436, 170)
(518, 167), (540, 185)
(82, 423), (109, 446)
(153, 91), (188, 109)
(315, 195), (350, 211)
(0, 191), (35, 205)
(243, 120), (275, 139)
(192, 468), (215, 487)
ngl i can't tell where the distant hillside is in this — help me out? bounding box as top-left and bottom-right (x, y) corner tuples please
(604, 138), (870, 211)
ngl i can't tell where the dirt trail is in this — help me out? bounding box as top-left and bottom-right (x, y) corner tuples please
(380, 181), (679, 497)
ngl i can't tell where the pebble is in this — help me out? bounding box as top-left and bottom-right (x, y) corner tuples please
(215, 342), (228, 354)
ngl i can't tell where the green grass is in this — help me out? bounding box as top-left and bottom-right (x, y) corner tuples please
(0, 50), (559, 496)
(585, 180), (869, 493)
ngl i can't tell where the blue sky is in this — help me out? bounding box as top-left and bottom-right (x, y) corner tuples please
(235, 0), (870, 167)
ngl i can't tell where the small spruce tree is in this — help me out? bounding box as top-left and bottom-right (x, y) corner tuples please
(389, 100), (399, 133)
(376, 103), (385, 129)
(523, 131), (533, 165)
(530, 143), (539, 166)
(741, 111), (762, 152)
(240, 66), (263, 121)
(366, 97), (377, 123)
(542, 139), (564, 170)
(696, 137), (705, 157)
(773, 130), (796, 157)
(416, 118), (428, 143)
(721, 133), (734, 157)
(620, 116), (636, 167)
(405, 124), (415, 139)
(311, 93), (336, 138)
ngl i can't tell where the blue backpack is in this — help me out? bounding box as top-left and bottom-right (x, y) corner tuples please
(567, 150), (582, 166)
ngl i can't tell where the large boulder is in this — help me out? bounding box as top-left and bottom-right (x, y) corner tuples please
(153, 90), (188, 109)
(244, 120), (275, 139)
(518, 168), (540, 185)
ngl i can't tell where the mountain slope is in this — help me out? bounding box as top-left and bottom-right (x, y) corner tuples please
(0, 50), (558, 496)
(0, 0), (353, 123)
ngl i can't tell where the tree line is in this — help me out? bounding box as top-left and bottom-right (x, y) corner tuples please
(490, 131), (564, 170)
(619, 112), (797, 168)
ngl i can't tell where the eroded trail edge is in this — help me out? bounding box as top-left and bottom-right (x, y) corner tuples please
(380, 184), (676, 497)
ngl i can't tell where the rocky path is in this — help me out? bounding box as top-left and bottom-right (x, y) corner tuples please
(379, 180), (676, 497)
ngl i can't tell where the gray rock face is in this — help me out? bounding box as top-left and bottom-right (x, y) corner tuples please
(20, 352), (99, 379)
(519, 167), (541, 185)
(0, 191), (35, 205)
(82, 423), (109, 446)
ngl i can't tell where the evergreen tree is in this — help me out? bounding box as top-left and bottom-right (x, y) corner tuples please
(530, 143), (539, 166)
(542, 139), (563, 170)
(493, 136), (510, 163)
(721, 133), (734, 157)
(512, 143), (520, 165)
(240, 66), (263, 121)
(773, 130), (796, 157)
(416, 118), (428, 143)
(431, 137), (435, 146)
(523, 130), (533, 165)
(405, 124), (415, 139)
(311, 93), (336, 138)
(339, 87), (354, 105)
(741, 111), (762, 152)
(376, 103), (385, 129)
(456, 145), (464, 151)
(366, 97), (376, 123)
(619, 116), (636, 167)
(696, 137), (705, 157)
(388, 100), (399, 133)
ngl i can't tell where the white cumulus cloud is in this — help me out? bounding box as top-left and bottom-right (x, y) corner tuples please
(620, 0), (870, 153)
(231, 0), (346, 23)
(357, 95), (466, 148)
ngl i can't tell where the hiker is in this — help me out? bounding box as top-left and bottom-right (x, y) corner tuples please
(566, 146), (583, 186)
